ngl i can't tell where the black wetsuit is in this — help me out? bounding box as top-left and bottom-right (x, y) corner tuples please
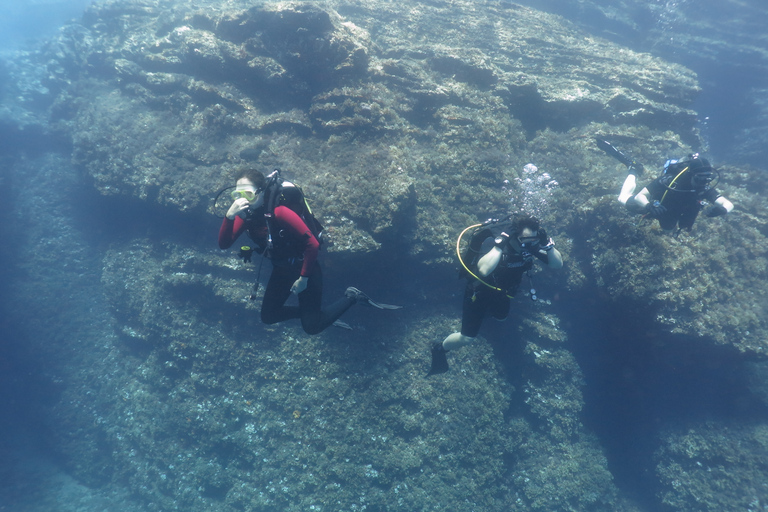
(639, 175), (722, 230)
(460, 240), (550, 338)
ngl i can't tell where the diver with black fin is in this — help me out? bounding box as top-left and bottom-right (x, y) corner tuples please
(428, 215), (563, 376)
(594, 138), (646, 206)
(217, 168), (402, 335)
(595, 137), (734, 231)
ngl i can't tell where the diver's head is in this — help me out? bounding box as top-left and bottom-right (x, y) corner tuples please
(235, 169), (266, 190)
(511, 216), (542, 250)
(664, 153), (715, 189)
(683, 154), (715, 189)
(231, 169), (266, 212)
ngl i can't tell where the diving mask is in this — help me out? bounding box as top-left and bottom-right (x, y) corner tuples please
(691, 171), (714, 188)
(231, 187), (258, 202)
(517, 235), (540, 249)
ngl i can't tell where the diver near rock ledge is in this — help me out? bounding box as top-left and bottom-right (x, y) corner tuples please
(218, 168), (401, 335)
(596, 138), (734, 231)
(428, 215), (563, 375)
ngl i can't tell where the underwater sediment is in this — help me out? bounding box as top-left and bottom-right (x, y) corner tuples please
(2, 0), (768, 510)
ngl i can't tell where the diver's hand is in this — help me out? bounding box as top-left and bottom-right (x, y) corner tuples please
(537, 228), (555, 252)
(226, 198), (251, 220)
(704, 204), (728, 218)
(291, 276), (308, 295)
(645, 201), (667, 218)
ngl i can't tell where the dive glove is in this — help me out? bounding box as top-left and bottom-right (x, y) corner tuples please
(539, 229), (555, 250)
(645, 201), (667, 218)
(704, 204), (728, 218)
(537, 228), (555, 251)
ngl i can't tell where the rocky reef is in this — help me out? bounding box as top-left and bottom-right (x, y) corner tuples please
(511, 0), (768, 166)
(2, 0), (768, 511)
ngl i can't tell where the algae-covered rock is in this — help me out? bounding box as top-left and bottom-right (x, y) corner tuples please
(44, 0), (702, 237)
(655, 421), (768, 511)
(574, 129), (768, 353)
(511, 0), (768, 165)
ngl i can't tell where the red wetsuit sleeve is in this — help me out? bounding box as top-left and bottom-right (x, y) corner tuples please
(274, 205), (320, 276)
(218, 216), (247, 249)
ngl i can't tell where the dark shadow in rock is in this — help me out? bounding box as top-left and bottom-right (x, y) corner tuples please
(498, 84), (608, 139)
(565, 288), (768, 511)
(67, 180), (215, 252)
(484, 310), (529, 409)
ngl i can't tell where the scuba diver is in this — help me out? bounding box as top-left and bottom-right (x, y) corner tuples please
(597, 138), (734, 231)
(218, 168), (401, 335)
(428, 215), (563, 375)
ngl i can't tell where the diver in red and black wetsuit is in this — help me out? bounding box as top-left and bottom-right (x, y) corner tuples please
(219, 169), (401, 335)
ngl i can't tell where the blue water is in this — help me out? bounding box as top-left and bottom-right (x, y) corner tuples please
(0, 1), (94, 53)
(2, 1), (767, 510)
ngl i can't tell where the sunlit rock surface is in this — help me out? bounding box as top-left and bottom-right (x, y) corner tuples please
(2, 0), (768, 511)
(511, 0), (768, 165)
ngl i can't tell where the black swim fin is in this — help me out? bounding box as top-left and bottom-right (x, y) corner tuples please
(594, 137), (643, 173)
(427, 342), (449, 376)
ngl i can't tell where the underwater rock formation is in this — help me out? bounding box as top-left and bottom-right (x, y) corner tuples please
(511, 0), (768, 166)
(3, 0), (768, 511)
(48, 0), (702, 235)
